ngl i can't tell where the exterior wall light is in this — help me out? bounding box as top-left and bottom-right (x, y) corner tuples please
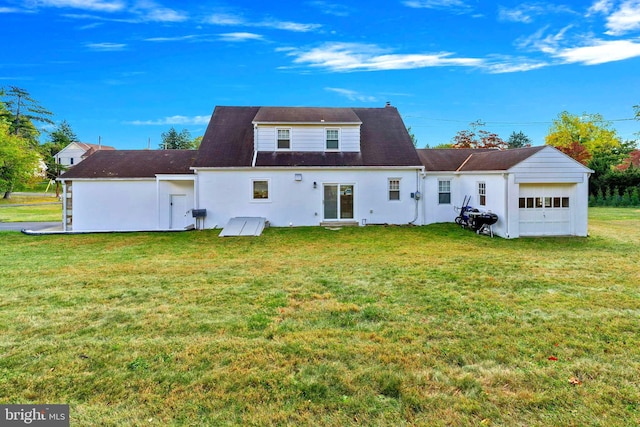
(313, 181), (317, 189)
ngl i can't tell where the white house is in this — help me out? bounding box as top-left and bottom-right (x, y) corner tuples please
(58, 105), (592, 237)
(54, 142), (115, 167)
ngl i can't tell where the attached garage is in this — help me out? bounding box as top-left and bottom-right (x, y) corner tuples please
(518, 184), (574, 236)
(418, 146), (593, 238)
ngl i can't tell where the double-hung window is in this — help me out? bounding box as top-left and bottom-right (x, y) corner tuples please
(388, 178), (400, 201)
(326, 129), (339, 150)
(277, 129), (290, 150)
(438, 180), (451, 204)
(478, 182), (486, 206)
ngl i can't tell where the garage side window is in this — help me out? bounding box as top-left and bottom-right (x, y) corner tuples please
(478, 182), (486, 206)
(388, 178), (400, 200)
(438, 180), (451, 204)
(253, 179), (269, 200)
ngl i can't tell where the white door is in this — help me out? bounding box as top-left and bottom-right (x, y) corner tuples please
(170, 194), (187, 229)
(519, 185), (573, 236)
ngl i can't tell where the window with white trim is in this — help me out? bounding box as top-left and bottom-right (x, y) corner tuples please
(252, 180), (269, 200)
(277, 129), (290, 150)
(478, 182), (486, 206)
(326, 129), (339, 150)
(388, 178), (400, 201)
(438, 180), (451, 204)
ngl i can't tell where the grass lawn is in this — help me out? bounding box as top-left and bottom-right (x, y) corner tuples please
(0, 208), (639, 426)
(0, 195), (62, 222)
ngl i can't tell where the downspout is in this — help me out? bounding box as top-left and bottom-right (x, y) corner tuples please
(194, 170), (203, 230)
(504, 173), (510, 238)
(251, 124), (258, 167)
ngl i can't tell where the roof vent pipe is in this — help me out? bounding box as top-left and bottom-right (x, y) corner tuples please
(385, 101), (391, 107)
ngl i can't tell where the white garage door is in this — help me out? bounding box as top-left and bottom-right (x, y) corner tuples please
(519, 184), (574, 236)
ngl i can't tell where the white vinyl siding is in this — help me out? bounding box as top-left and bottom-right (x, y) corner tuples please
(256, 125), (360, 152)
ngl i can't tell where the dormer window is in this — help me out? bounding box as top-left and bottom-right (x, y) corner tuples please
(326, 129), (339, 150)
(277, 129), (290, 150)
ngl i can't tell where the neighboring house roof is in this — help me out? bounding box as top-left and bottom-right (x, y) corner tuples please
(59, 150), (196, 179)
(55, 142), (116, 157)
(194, 105), (422, 168)
(417, 146), (547, 172)
(81, 144), (116, 158)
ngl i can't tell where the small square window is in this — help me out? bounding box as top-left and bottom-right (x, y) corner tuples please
(553, 197), (561, 208)
(562, 197), (569, 208)
(519, 198), (525, 208)
(253, 180), (269, 200)
(389, 178), (400, 200)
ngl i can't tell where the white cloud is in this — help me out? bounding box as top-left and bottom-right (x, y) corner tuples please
(325, 87), (377, 102)
(283, 42), (482, 72)
(128, 115), (211, 125)
(604, 0), (640, 35)
(483, 58), (549, 73)
(205, 12), (321, 32)
(517, 25), (574, 54)
(307, 1), (351, 17)
(498, 3), (576, 24)
(218, 32), (264, 42)
(554, 39), (640, 64)
(33, 0), (125, 12)
(86, 42), (127, 51)
(0, 7), (22, 13)
(402, 0), (472, 13)
(145, 35), (199, 42)
(587, 0), (614, 15)
(143, 7), (188, 23)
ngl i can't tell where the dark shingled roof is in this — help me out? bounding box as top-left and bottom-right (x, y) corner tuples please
(196, 105), (422, 168)
(417, 146), (547, 172)
(194, 106), (260, 168)
(253, 107), (361, 123)
(59, 150), (196, 179)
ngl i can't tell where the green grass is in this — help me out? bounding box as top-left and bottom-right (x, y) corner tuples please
(0, 195), (62, 222)
(1, 210), (639, 426)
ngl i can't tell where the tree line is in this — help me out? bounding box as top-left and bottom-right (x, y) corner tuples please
(437, 108), (639, 206)
(0, 86), (201, 199)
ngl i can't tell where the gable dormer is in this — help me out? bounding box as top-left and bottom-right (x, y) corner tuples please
(252, 107), (362, 153)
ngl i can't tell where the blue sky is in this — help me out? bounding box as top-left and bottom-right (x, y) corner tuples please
(1, 0), (639, 149)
